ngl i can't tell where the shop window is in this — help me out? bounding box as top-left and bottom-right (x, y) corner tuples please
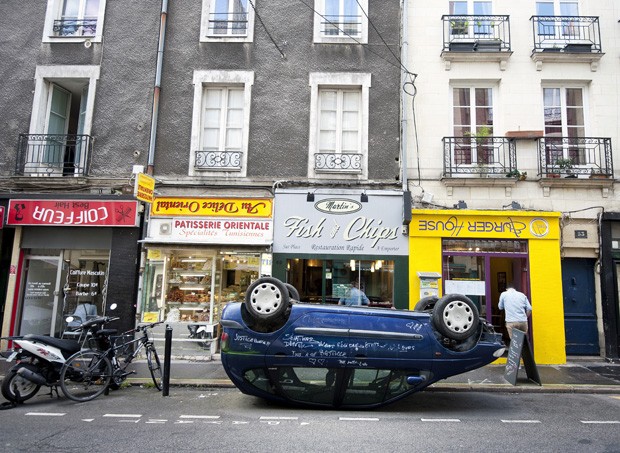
(18, 248), (109, 337)
(286, 258), (393, 307)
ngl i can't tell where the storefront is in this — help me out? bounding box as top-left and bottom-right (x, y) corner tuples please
(600, 212), (620, 361)
(141, 197), (273, 355)
(272, 189), (409, 308)
(0, 197), (141, 340)
(409, 209), (565, 364)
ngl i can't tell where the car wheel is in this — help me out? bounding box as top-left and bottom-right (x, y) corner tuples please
(245, 277), (290, 322)
(285, 283), (300, 302)
(413, 295), (438, 312)
(432, 294), (479, 341)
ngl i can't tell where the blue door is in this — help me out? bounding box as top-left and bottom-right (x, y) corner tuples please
(562, 258), (599, 355)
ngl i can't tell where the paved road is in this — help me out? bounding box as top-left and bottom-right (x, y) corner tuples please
(2, 387), (619, 452)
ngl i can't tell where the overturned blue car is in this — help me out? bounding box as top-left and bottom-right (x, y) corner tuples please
(220, 277), (505, 409)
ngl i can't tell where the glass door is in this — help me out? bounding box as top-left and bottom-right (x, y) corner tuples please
(19, 254), (63, 336)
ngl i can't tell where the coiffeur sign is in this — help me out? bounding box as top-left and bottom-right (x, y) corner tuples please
(6, 199), (139, 227)
(147, 197), (273, 245)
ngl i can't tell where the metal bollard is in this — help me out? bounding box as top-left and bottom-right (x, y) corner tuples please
(163, 324), (172, 396)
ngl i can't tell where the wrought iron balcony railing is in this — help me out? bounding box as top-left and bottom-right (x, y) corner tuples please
(208, 12), (248, 36)
(53, 19), (97, 37)
(531, 16), (602, 53)
(442, 15), (511, 52)
(321, 15), (362, 37)
(16, 134), (92, 176)
(443, 136), (516, 178)
(195, 150), (242, 171)
(314, 152), (362, 173)
(537, 137), (613, 178)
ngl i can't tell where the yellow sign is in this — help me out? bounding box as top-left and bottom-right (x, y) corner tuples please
(151, 197), (272, 218)
(410, 210), (560, 240)
(135, 173), (155, 203)
(142, 312), (159, 323)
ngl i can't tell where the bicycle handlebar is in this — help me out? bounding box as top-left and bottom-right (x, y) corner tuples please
(135, 321), (164, 332)
(80, 316), (120, 329)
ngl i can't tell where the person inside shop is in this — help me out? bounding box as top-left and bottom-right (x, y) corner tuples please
(67, 301), (98, 328)
(339, 279), (370, 306)
(498, 282), (532, 340)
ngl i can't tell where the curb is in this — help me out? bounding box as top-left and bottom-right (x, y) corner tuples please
(124, 378), (620, 394)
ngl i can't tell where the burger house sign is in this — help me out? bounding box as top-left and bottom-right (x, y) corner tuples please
(274, 192), (408, 256)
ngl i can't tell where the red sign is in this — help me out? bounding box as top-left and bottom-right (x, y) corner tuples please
(7, 199), (139, 227)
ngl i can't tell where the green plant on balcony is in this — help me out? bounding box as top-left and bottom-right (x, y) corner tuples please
(555, 157), (575, 178)
(506, 169), (527, 180)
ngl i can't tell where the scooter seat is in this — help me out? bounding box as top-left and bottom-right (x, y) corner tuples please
(22, 334), (82, 355)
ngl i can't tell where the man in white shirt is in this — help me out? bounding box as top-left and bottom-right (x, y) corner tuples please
(498, 283), (532, 339)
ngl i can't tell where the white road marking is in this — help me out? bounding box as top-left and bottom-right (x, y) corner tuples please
(25, 412), (65, 417)
(421, 418), (461, 422)
(103, 414), (142, 418)
(179, 415), (220, 419)
(580, 420), (620, 424)
(82, 419), (94, 422)
(260, 416), (299, 421)
(146, 419), (168, 424)
(119, 419), (141, 423)
(501, 420), (541, 424)
(232, 421), (249, 425)
(339, 417), (380, 421)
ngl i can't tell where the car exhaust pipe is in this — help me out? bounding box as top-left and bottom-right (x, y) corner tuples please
(16, 367), (48, 386)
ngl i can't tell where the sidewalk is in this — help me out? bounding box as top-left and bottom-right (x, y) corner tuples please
(124, 355), (620, 394)
(2, 355), (619, 394)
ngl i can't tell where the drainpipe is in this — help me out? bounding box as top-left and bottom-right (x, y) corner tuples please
(147, 0), (168, 176)
(400, 0), (408, 193)
(401, 0), (411, 231)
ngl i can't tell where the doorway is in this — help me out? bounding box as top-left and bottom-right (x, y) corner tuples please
(442, 239), (530, 343)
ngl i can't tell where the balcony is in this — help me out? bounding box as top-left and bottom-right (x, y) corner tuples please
(194, 150), (242, 171)
(52, 19), (97, 37)
(441, 15), (511, 69)
(16, 134), (92, 177)
(320, 14), (362, 38)
(442, 136), (517, 183)
(530, 16), (603, 70)
(208, 12), (248, 36)
(314, 152), (362, 174)
(537, 137), (613, 182)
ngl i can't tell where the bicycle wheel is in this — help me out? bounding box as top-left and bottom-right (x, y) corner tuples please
(60, 350), (112, 402)
(146, 345), (163, 391)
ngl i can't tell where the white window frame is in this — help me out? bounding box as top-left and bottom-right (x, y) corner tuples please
(200, 0), (256, 43)
(42, 0), (106, 44)
(308, 72), (371, 180)
(190, 70), (254, 177)
(541, 83), (590, 167)
(27, 65), (100, 175)
(313, 0), (368, 44)
(450, 82), (497, 167)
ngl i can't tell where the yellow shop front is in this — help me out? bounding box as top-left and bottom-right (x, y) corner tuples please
(409, 209), (565, 365)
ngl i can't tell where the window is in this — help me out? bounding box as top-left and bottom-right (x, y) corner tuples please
(313, 0), (368, 43)
(190, 71), (254, 177)
(452, 86), (495, 166)
(543, 86), (587, 165)
(24, 66), (99, 176)
(42, 0), (106, 43)
(308, 73), (370, 179)
(536, 1), (579, 38)
(201, 0), (255, 42)
(449, 1), (492, 36)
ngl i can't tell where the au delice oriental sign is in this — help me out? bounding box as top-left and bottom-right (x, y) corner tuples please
(6, 199), (139, 227)
(151, 197), (272, 218)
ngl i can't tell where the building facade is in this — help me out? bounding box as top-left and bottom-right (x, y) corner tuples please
(405, 0), (620, 362)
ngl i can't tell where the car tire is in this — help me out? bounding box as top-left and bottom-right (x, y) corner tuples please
(245, 277), (290, 322)
(413, 295), (439, 312)
(432, 294), (479, 341)
(285, 283), (300, 302)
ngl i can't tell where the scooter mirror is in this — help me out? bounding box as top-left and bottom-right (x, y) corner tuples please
(109, 303), (117, 311)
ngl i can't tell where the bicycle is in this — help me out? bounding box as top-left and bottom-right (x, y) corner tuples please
(59, 321), (164, 402)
